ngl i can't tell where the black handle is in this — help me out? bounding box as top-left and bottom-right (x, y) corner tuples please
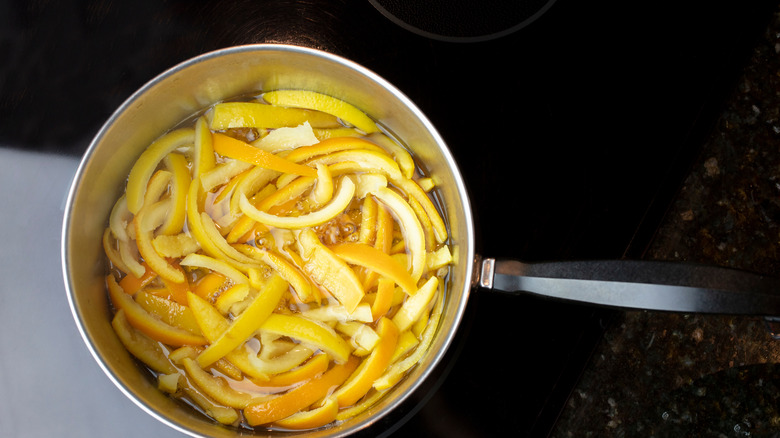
(480, 258), (780, 315)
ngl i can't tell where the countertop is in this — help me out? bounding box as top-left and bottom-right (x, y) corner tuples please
(552, 7), (780, 438)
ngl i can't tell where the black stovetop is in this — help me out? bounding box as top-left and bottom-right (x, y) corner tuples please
(3, 0), (776, 436)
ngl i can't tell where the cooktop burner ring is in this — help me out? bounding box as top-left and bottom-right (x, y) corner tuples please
(368, 0), (557, 42)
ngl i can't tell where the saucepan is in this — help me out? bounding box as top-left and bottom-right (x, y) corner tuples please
(61, 44), (780, 438)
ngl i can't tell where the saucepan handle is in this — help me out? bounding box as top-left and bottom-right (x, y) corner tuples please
(478, 257), (780, 316)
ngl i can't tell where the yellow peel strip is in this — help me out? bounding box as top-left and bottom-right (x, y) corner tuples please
(109, 195), (131, 242)
(134, 200), (186, 283)
(262, 90), (379, 134)
(182, 357), (263, 409)
(186, 291), (271, 381)
(309, 164), (333, 208)
(102, 228), (130, 274)
(254, 247), (315, 303)
(305, 149), (402, 181)
(259, 313), (352, 363)
(201, 160), (254, 193)
(297, 229), (364, 313)
(245, 344), (314, 375)
(209, 101), (341, 130)
(126, 128), (195, 214)
(197, 274), (288, 367)
(392, 276), (438, 332)
(187, 179), (260, 272)
(394, 177), (447, 245)
(180, 253), (250, 285)
(370, 187), (426, 282)
(365, 132), (416, 180)
(239, 177), (355, 229)
(193, 116), (216, 178)
(159, 153), (190, 235)
(198, 212), (262, 266)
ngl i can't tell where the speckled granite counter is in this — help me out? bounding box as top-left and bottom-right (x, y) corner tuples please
(551, 7), (780, 438)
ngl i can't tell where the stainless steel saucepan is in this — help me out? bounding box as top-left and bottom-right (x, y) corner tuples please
(62, 44), (780, 438)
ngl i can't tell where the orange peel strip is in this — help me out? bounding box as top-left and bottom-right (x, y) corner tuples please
(117, 261), (156, 294)
(212, 133), (317, 177)
(187, 177), (247, 265)
(111, 309), (177, 375)
(225, 186), (275, 243)
(229, 166), (279, 220)
(371, 278), (395, 320)
(214, 283), (251, 315)
(200, 159), (254, 193)
(274, 397), (338, 430)
(213, 167), (250, 204)
(243, 356), (360, 426)
(332, 317), (399, 407)
(152, 232), (200, 259)
(197, 212), (262, 267)
(282, 136), (384, 163)
(374, 286), (443, 391)
(330, 242), (418, 296)
(335, 389), (386, 422)
(309, 164), (333, 208)
(192, 272), (227, 300)
(250, 121), (319, 153)
(261, 353), (329, 388)
(160, 274), (191, 306)
(135, 289), (202, 335)
(108, 276), (207, 346)
(257, 175), (315, 211)
(358, 195), (377, 245)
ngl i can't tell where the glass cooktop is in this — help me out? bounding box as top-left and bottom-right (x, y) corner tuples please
(2, 0), (776, 435)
